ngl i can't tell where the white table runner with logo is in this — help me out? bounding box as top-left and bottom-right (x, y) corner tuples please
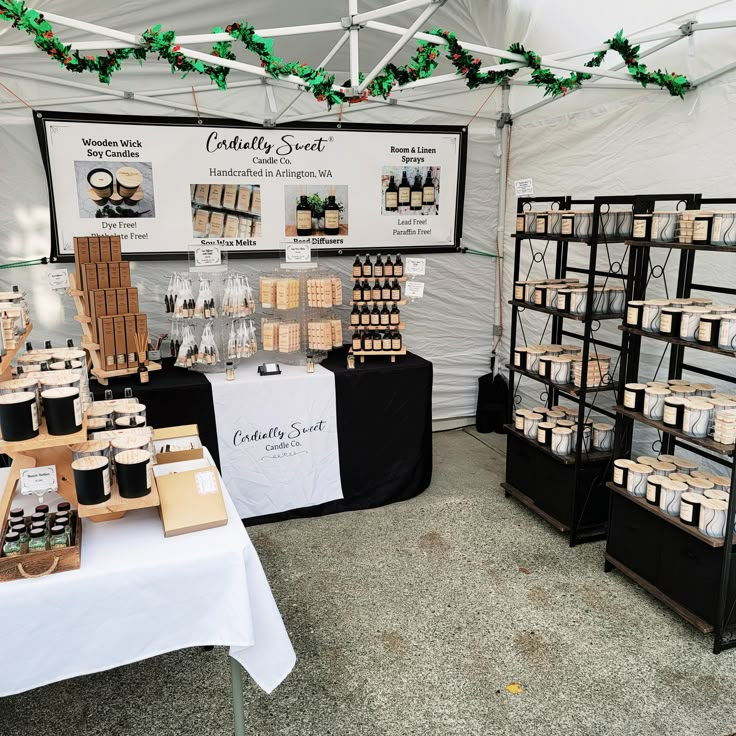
(208, 364), (344, 518)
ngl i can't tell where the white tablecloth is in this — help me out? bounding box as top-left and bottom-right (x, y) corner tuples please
(209, 364), (343, 518)
(0, 459), (296, 697)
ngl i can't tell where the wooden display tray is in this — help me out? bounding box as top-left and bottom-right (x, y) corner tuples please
(350, 275), (407, 282)
(77, 473), (160, 522)
(614, 405), (735, 456)
(350, 299), (406, 307)
(509, 300), (623, 322)
(0, 511), (82, 583)
(503, 424), (612, 465)
(514, 233), (629, 245)
(506, 363), (617, 397)
(0, 418), (87, 455)
(80, 339), (162, 385)
(605, 553), (713, 634)
(619, 324), (736, 358)
(626, 239), (736, 253)
(354, 323), (405, 331)
(0, 322), (32, 382)
(350, 347), (406, 363)
(606, 482), (730, 549)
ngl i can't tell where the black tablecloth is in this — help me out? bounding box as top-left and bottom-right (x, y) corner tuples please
(90, 358), (220, 469)
(246, 346), (433, 525)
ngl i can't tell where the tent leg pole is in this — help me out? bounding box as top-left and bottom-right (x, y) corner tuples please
(494, 82), (511, 367)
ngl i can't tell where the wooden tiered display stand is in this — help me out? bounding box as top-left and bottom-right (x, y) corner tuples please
(349, 274), (407, 363)
(0, 416), (159, 525)
(0, 322), (32, 383)
(69, 273), (161, 386)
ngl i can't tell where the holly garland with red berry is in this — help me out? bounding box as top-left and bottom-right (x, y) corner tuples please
(0, 0), (690, 109)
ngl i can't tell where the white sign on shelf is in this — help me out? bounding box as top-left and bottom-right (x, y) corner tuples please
(20, 466), (58, 497)
(47, 270), (70, 290)
(405, 280), (425, 299)
(285, 242), (312, 263)
(194, 245), (222, 267)
(514, 178), (534, 197)
(405, 257), (426, 276)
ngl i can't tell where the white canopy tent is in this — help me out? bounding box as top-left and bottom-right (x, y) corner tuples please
(1, 0), (735, 424)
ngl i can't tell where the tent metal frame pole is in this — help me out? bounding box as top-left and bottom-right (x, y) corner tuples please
(357, 2), (443, 92)
(0, 66), (263, 123)
(493, 83), (511, 354)
(353, 0), (434, 24)
(513, 35), (687, 120)
(271, 30), (350, 124)
(348, 0), (360, 89)
(692, 59), (736, 86)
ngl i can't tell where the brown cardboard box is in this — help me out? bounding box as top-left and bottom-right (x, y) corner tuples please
(99, 237), (111, 262)
(119, 262), (131, 287)
(116, 288), (128, 315)
(153, 425), (203, 464)
(124, 315), (137, 368)
(89, 238), (101, 263)
(155, 463), (227, 537)
(105, 289), (117, 316)
(135, 313), (148, 365)
(108, 262), (120, 289)
(81, 264), (99, 313)
(113, 316), (127, 369)
(98, 316), (116, 370)
(96, 263), (109, 290)
(127, 287), (139, 314)
(74, 237), (90, 289)
(89, 290), (107, 341)
(110, 237), (122, 261)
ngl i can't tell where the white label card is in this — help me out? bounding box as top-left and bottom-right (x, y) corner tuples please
(405, 281), (425, 299)
(195, 470), (219, 495)
(47, 270), (70, 289)
(194, 245), (222, 267)
(514, 178), (534, 197)
(285, 243), (312, 263)
(405, 257), (426, 276)
(20, 466), (58, 496)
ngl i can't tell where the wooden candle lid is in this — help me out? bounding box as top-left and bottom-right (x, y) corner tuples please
(71, 455), (108, 471)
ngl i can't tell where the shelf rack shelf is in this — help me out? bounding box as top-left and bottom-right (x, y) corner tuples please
(608, 193), (736, 653)
(504, 194), (643, 546)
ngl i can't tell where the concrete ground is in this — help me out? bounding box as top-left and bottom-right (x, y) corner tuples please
(2, 428), (736, 736)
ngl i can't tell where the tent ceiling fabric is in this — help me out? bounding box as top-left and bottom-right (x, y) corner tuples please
(0, 1), (735, 423)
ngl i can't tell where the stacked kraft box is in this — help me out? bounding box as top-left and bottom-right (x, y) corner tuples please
(73, 236), (148, 372)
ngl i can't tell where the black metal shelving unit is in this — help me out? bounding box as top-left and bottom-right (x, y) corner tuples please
(505, 194), (641, 546)
(607, 194), (736, 652)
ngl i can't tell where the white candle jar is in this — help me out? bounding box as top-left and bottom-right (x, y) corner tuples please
(699, 499), (728, 538)
(550, 427), (573, 456)
(607, 287), (626, 314)
(592, 422), (614, 451)
(682, 399), (713, 438)
(628, 463), (652, 497)
(659, 479), (689, 517)
(643, 386), (671, 421)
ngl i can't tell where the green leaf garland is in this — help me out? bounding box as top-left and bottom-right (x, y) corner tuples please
(0, 1), (691, 110)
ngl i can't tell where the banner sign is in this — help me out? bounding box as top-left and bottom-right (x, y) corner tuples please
(34, 111), (467, 260)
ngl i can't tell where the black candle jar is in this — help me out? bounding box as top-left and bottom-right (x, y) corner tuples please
(0, 391), (39, 442)
(623, 383), (646, 412)
(115, 449), (152, 499)
(632, 214), (652, 241)
(72, 455), (111, 506)
(659, 307), (683, 336)
(42, 387), (82, 436)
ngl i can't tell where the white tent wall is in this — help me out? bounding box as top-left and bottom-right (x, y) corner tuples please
(0, 95), (499, 424)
